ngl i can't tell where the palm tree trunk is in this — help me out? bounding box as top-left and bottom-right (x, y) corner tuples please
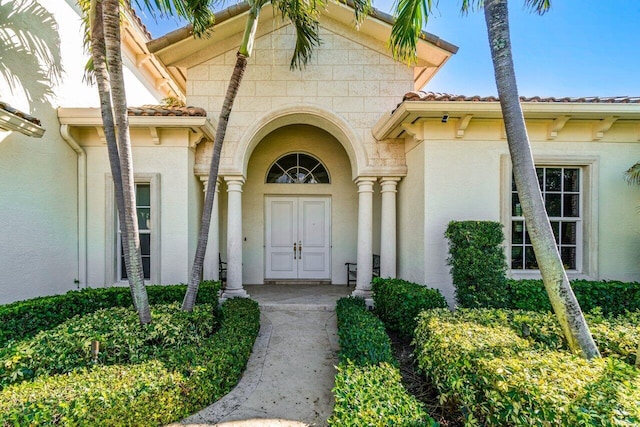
(89, 0), (131, 298)
(484, 0), (599, 359)
(182, 5), (262, 311)
(103, 0), (151, 323)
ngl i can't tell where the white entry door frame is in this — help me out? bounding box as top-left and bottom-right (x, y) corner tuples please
(265, 196), (331, 280)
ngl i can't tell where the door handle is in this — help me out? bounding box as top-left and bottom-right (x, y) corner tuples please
(293, 242), (297, 260)
(298, 241), (302, 259)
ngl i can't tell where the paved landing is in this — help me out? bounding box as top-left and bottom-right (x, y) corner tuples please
(172, 284), (349, 427)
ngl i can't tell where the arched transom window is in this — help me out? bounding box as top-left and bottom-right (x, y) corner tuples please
(266, 153), (330, 184)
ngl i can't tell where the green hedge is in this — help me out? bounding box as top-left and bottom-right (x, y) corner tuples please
(330, 297), (436, 426)
(335, 297), (394, 366)
(507, 279), (640, 316)
(329, 362), (437, 427)
(372, 277), (448, 339)
(414, 309), (640, 426)
(0, 281), (220, 347)
(445, 221), (508, 308)
(0, 297), (259, 426)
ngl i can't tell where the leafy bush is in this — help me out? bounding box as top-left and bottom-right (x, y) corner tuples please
(0, 297), (260, 426)
(445, 221), (508, 308)
(335, 297), (394, 366)
(372, 277), (448, 339)
(0, 281), (220, 347)
(507, 279), (640, 316)
(329, 361), (437, 427)
(0, 303), (219, 388)
(414, 309), (640, 426)
(331, 297), (437, 427)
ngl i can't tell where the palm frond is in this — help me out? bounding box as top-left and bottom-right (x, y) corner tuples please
(389, 0), (434, 63)
(524, 0), (551, 15)
(274, 0), (322, 70)
(346, 0), (373, 27)
(133, 0), (217, 37)
(625, 162), (640, 186)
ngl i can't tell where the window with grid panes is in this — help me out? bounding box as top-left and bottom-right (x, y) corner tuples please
(511, 167), (581, 271)
(119, 184), (151, 280)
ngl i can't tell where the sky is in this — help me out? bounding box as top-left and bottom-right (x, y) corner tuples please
(138, 1), (640, 97)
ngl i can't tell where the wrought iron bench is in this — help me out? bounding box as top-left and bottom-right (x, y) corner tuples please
(345, 254), (380, 287)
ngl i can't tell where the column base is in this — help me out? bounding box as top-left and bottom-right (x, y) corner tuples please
(351, 289), (374, 309)
(220, 288), (250, 302)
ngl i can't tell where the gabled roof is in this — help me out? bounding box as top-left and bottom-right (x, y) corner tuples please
(148, 1), (458, 90)
(0, 101), (44, 138)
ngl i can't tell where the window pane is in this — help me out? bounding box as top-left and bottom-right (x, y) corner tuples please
(536, 168), (544, 189)
(266, 152), (329, 183)
(563, 194), (579, 217)
(138, 208), (151, 230)
(512, 221), (524, 244)
(561, 247), (576, 270)
(512, 194), (522, 216)
(564, 168), (580, 192)
(140, 234), (151, 255)
(137, 184), (150, 206)
(545, 168), (562, 191)
(142, 257), (151, 279)
(525, 246), (538, 269)
(545, 193), (562, 217)
(561, 222), (577, 245)
(511, 246), (523, 269)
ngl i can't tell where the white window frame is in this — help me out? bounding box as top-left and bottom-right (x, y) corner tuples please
(501, 155), (599, 280)
(105, 173), (161, 285)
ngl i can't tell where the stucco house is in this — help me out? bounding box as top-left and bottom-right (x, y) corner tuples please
(1, 0), (639, 305)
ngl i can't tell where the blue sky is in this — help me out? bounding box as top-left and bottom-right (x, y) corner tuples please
(139, 1), (640, 97)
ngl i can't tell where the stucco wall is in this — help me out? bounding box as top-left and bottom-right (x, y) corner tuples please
(239, 124), (358, 284)
(413, 118), (640, 304)
(186, 19), (412, 174)
(82, 128), (197, 287)
(397, 140), (426, 289)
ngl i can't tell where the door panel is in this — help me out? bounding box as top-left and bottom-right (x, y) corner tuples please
(265, 196), (331, 280)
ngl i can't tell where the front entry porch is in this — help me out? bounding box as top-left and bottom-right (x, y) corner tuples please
(245, 284), (351, 311)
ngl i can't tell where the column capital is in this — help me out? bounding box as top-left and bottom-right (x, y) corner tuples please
(224, 175), (245, 192)
(355, 176), (376, 192)
(379, 177), (401, 192)
(199, 176), (221, 193)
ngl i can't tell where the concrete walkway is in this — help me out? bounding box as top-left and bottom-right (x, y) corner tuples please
(173, 284), (351, 427)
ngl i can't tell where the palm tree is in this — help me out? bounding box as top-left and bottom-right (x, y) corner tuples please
(182, 0), (372, 311)
(625, 162), (640, 186)
(84, 0), (215, 323)
(0, 0), (62, 109)
(390, 0), (599, 358)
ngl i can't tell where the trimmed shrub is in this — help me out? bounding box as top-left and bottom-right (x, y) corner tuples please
(414, 309), (640, 426)
(372, 277), (448, 339)
(0, 281), (220, 347)
(329, 361), (437, 427)
(335, 297), (394, 366)
(331, 297), (437, 427)
(0, 297), (260, 426)
(507, 279), (640, 316)
(445, 221), (509, 308)
(0, 303), (220, 388)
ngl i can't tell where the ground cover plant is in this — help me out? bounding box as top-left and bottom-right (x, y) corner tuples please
(329, 297), (437, 426)
(0, 281), (219, 347)
(0, 287), (260, 426)
(414, 308), (640, 426)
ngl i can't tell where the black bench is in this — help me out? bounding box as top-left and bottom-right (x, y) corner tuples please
(345, 254), (380, 286)
(219, 254), (227, 287)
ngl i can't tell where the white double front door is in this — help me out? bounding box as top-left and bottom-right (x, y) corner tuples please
(265, 196), (331, 280)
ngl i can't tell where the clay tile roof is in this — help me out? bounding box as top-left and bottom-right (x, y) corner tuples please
(403, 91), (640, 104)
(127, 105), (207, 117)
(0, 101), (41, 126)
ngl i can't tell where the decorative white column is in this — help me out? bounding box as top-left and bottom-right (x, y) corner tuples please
(222, 176), (248, 299)
(380, 177), (401, 278)
(200, 177), (220, 281)
(352, 177), (377, 303)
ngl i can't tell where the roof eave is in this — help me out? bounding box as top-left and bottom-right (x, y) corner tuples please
(0, 109), (45, 138)
(373, 101), (640, 140)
